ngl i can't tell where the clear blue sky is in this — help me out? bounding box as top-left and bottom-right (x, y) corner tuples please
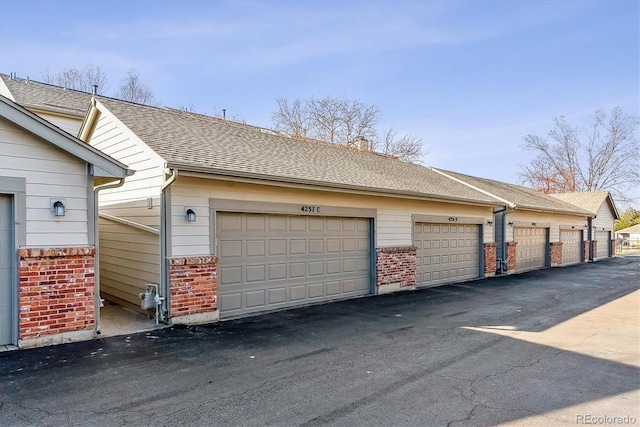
(1, 0), (638, 185)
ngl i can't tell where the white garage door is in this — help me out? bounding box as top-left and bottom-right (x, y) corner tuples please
(217, 212), (371, 318)
(0, 195), (14, 345)
(560, 229), (582, 266)
(595, 230), (611, 259)
(515, 227), (547, 272)
(415, 223), (480, 287)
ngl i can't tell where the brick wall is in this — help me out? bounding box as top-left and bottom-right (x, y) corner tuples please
(169, 256), (218, 317)
(506, 242), (517, 272)
(611, 240), (616, 256)
(550, 242), (563, 267)
(584, 241), (590, 262)
(19, 247), (95, 340)
(484, 243), (496, 277)
(376, 247), (416, 290)
(591, 240), (597, 261)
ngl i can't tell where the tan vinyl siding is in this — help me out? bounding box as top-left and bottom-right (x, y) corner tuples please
(593, 202), (615, 230)
(504, 210), (587, 243)
(170, 176), (495, 256)
(87, 112), (165, 219)
(0, 117), (89, 247)
(99, 216), (160, 310)
(33, 112), (83, 136)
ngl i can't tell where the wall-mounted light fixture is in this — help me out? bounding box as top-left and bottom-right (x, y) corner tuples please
(531, 222), (537, 226)
(51, 199), (66, 217)
(185, 208), (196, 223)
(508, 221), (514, 227)
(571, 226), (575, 229)
(487, 220), (493, 226)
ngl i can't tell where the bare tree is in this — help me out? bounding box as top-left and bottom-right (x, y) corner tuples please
(519, 107), (639, 204)
(375, 128), (424, 163)
(41, 64), (108, 94)
(117, 69), (158, 105)
(272, 98), (309, 138)
(272, 96), (423, 162)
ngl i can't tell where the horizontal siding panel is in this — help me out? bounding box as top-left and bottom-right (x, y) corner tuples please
(25, 233), (89, 247)
(101, 254), (159, 275)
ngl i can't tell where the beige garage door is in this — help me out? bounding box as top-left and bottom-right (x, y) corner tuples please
(217, 212), (371, 318)
(595, 230), (610, 259)
(515, 227), (547, 272)
(415, 223), (480, 287)
(560, 229), (582, 266)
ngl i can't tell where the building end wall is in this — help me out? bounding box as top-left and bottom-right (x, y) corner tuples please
(169, 256), (218, 318)
(376, 247), (417, 293)
(18, 247), (96, 345)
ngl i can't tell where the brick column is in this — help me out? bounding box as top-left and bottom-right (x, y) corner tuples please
(584, 241), (590, 262)
(506, 242), (517, 273)
(611, 240), (616, 256)
(550, 242), (563, 267)
(591, 240), (598, 261)
(376, 246), (416, 294)
(19, 247), (95, 347)
(169, 256), (218, 323)
(484, 243), (497, 277)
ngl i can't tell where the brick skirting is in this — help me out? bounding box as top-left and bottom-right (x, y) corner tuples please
(376, 246), (416, 292)
(169, 256), (218, 317)
(506, 242), (517, 273)
(18, 247), (95, 340)
(550, 242), (563, 267)
(484, 243), (496, 277)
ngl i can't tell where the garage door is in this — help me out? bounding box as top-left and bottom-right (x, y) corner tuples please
(217, 212), (371, 318)
(560, 229), (582, 266)
(0, 195), (14, 345)
(415, 223), (480, 287)
(595, 230), (610, 259)
(515, 227), (547, 272)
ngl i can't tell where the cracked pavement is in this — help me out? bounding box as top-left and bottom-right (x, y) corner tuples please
(1, 256), (639, 426)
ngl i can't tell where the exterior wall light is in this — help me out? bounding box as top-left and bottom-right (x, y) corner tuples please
(186, 208), (196, 223)
(52, 200), (66, 217)
(508, 222), (514, 227)
(531, 222), (537, 226)
(487, 220), (493, 226)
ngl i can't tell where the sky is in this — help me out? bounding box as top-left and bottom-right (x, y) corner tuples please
(0, 0), (638, 189)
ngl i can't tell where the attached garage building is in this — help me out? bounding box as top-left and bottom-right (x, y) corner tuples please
(80, 97), (504, 324)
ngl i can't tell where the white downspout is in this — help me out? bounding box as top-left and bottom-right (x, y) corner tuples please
(160, 169), (178, 322)
(93, 178), (126, 334)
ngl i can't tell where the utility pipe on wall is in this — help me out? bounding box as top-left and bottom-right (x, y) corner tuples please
(159, 168), (178, 323)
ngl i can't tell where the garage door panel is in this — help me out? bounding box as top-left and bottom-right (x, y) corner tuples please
(515, 227), (547, 272)
(595, 231), (610, 259)
(218, 213), (371, 318)
(269, 288), (286, 304)
(415, 222), (480, 287)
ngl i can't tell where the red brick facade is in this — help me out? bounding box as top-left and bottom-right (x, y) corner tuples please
(584, 241), (590, 261)
(591, 240), (597, 261)
(611, 240), (616, 256)
(19, 247), (95, 340)
(506, 242), (517, 272)
(550, 242), (563, 267)
(376, 247), (416, 289)
(169, 256), (218, 317)
(484, 243), (496, 276)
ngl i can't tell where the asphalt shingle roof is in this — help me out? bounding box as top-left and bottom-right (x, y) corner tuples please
(616, 223), (640, 234)
(1, 73), (93, 117)
(548, 191), (613, 216)
(96, 98), (502, 205)
(432, 168), (593, 215)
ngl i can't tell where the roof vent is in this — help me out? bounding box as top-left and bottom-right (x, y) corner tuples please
(26, 76), (30, 84)
(9, 72), (16, 81)
(92, 84), (98, 95)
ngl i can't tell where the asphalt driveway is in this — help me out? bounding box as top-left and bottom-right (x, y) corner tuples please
(1, 256), (639, 426)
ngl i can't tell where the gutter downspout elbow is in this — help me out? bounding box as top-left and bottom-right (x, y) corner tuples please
(93, 177), (127, 335)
